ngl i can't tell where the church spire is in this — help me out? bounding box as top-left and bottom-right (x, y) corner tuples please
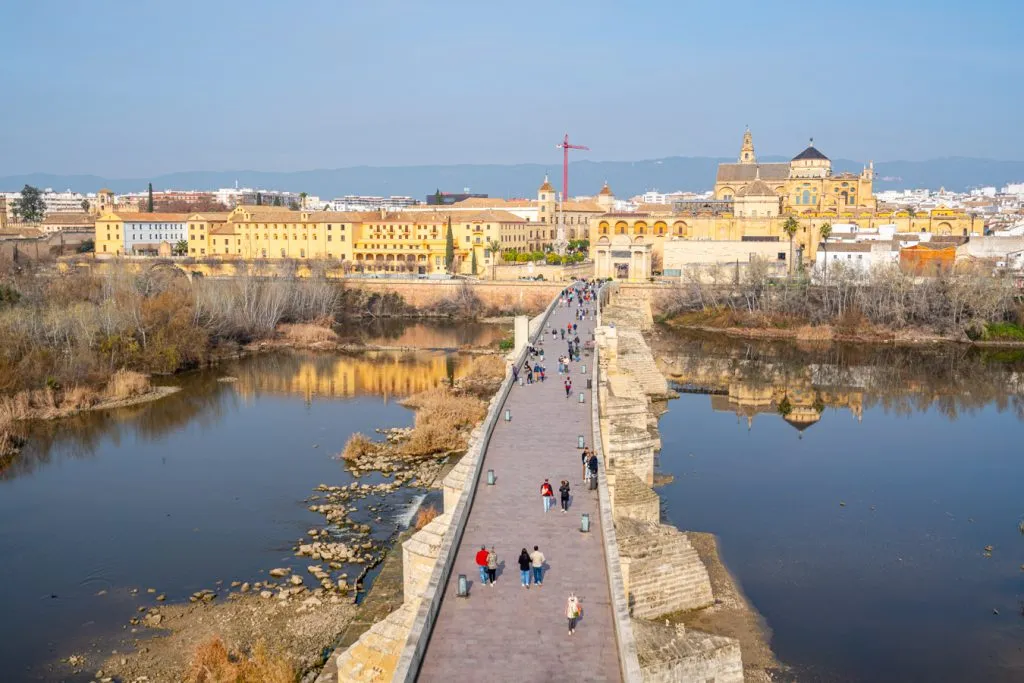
(739, 126), (756, 164)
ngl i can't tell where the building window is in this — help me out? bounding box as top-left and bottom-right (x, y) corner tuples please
(777, 252), (786, 261)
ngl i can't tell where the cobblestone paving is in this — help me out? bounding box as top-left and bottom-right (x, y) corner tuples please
(418, 296), (621, 682)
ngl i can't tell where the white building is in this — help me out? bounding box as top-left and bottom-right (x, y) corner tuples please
(814, 241), (899, 280)
(123, 214), (188, 255)
(1002, 182), (1024, 196)
(329, 195), (418, 212)
(1, 188), (91, 220)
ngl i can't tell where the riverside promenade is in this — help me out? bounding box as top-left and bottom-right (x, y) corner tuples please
(417, 295), (621, 681)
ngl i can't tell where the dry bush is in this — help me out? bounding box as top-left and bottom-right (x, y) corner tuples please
(61, 385), (101, 410)
(184, 637), (294, 683)
(400, 388), (486, 457)
(105, 369), (151, 401)
(414, 504), (439, 530)
(340, 432), (375, 461)
(277, 323), (339, 344)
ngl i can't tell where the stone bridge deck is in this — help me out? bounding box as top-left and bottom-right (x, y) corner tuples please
(417, 299), (621, 682)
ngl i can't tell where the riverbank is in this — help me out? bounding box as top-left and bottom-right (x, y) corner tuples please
(661, 309), (1024, 347)
(81, 351), (505, 683)
(0, 371), (180, 466)
(675, 532), (784, 683)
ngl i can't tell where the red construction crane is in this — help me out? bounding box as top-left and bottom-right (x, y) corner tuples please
(555, 133), (589, 200)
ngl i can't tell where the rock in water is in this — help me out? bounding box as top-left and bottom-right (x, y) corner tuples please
(269, 568), (291, 578)
(289, 575), (304, 586)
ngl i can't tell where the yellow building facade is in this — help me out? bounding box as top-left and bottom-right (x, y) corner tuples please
(97, 205), (546, 276)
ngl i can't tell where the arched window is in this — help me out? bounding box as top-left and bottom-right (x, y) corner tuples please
(801, 190), (811, 205)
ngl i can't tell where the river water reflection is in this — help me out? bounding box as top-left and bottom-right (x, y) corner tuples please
(0, 347), (483, 681)
(653, 331), (1024, 682)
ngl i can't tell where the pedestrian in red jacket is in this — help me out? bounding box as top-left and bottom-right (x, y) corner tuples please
(475, 545), (490, 586)
(541, 479), (555, 513)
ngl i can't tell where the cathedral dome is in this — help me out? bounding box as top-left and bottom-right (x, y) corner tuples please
(735, 178), (777, 197)
(792, 140), (829, 162)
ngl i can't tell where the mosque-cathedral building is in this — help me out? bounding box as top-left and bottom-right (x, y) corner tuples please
(591, 129), (983, 280)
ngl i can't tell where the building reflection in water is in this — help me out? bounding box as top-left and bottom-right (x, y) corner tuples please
(233, 350), (471, 404)
(4, 350), (474, 481)
(659, 339), (1024, 435)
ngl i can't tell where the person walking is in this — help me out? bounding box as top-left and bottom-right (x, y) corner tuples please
(582, 448), (590, 484)
(541, 479), (555, 512)
(530, 545), (545, 586)
(588, 452), (599, 490)
(564, 378), (572, 398)
(475, 545), (490, 586)
(512, 364), (519, 383)
(566, 593), (582, 635)
(486, 547), (498, 585)
(518, 548), (531, 588)
(559, 479), (571, 512)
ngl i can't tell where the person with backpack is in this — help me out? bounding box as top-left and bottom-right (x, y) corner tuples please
(475, 545), (490, 586)
(566, 593), (582, 635)
(518, 548), (531, 589)
(559, 479), (571, 512)
(541, 479), (555, 512)
(588, 453), (599, 490)
(486, 547), (498, 585)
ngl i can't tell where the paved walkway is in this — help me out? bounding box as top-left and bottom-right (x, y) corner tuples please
(418, 291), (620, 682)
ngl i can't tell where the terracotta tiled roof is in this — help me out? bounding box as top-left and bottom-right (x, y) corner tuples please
(716, 162), (789, 184)
(210, 224), (237, 235)
(598, 182), (613, 196)
(42, 212), (95, 225)
(735, 178), (777, 197)
(561, 200), (605, 212)
(110, 212), (190, 222)
(186, 212), (232, 222)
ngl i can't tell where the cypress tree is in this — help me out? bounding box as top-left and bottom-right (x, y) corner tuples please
(471, 248), (478, 275)
(256, 192), (263, 206)
(147, 183), (154, 212)
(444, 218), (455, 273)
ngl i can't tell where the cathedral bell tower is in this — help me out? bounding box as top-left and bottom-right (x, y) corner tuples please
(739, 127), (756, 164)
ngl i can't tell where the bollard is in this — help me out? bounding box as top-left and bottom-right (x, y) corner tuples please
(504, 408), (511, 421)
(580, 513), (591, 533)
(578, 392), (585, 404)
(487, 469), (496, 485)
(457, 574), (469, 597)
(578, 435), (585, 449)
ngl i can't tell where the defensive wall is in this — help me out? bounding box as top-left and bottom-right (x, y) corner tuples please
(596, 284), (745, 681)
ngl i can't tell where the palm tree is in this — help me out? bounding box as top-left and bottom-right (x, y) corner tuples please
(488, 239), (502, 280)
(299, 192), (308, 210)
(819, 222), (832, 282)
(782, 216), (800, 277)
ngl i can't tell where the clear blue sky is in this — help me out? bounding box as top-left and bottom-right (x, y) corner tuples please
(1, 0), (1021, 176)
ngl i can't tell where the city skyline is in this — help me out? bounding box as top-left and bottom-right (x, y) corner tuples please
(2, 0), (1022, 176)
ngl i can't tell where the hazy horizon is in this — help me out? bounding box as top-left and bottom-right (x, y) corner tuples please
(2, 0), (1021, 177)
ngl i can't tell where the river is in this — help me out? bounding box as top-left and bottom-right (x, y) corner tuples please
(0, 321), (507, 682)
(653, 331), (1024, 682)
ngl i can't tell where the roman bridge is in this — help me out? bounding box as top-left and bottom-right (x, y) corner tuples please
(329, 284), (744, 682)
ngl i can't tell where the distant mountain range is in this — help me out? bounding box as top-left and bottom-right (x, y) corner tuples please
(3, 156), (1023, 200)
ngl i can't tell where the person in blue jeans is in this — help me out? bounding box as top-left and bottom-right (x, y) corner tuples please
(530, 545), (546, 586)
(475, 545), (490, 586)
(518, 548), (532, 589)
